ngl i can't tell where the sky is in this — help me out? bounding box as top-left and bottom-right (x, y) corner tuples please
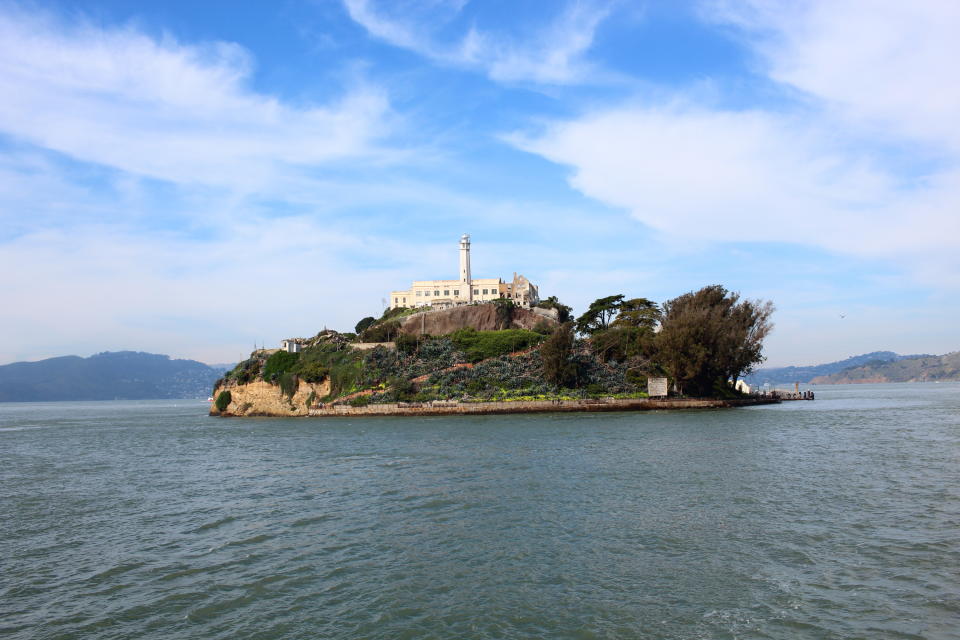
(0, 0), (957, 367)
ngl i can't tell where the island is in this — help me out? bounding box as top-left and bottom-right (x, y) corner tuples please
(210, 291), (776, 417)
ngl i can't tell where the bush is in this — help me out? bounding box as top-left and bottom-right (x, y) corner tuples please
(388, 376), (416, 402)
(214, 390), (232, 412)
(226, 359), (260, 385)
(532, 319), (555, 335)
(541, 322), (578, 387)
(395, 332), (419, 355)
(585, 383), (606, 396)
(279, 372), (298, 399)
(450, 328), (545, 363)
(361, 319), (402, 343)
(263, 350), (300, 382)
(348, 395), (371, 407)
(296, 360), (329, 383)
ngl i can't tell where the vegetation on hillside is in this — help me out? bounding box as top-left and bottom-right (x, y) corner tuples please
(218, 285), (775, 404)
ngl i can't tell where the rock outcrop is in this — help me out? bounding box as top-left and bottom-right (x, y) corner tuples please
(399, 305), (557, 336)
(210, 378), (330, 416)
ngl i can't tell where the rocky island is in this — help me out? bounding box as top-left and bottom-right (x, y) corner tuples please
(210, 284), (777, 417)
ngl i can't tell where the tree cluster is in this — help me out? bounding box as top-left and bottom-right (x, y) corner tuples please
(541, 286), (773, 397)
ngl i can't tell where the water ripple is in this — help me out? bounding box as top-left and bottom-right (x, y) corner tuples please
(2, 384), (959, 639)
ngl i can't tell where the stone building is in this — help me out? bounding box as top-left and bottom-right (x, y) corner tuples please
(388, 234), (540, 310)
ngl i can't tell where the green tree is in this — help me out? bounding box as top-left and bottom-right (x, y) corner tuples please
(395, 332), (419, 355)
(214, 390), (232, 412)
(575, 295), (624, 335)
(540, 322), (578, 387)
(655, 285), (774, 396)
(591, 325), (643, 363)
(613, 297), (661, 331)
(355, 316), (377, 334)
(536, 296), (573, 323)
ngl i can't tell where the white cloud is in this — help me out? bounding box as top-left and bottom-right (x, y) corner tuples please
(342, 0), (614, 84)
(511, 1), (960, 284)
(706, 0), (960, 152)
(513, 104), (960, 257)
(0, 9), (392, 190)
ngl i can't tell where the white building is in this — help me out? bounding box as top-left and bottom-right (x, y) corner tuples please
(280, 338), (304, 353)
(388, 234), (540, 310)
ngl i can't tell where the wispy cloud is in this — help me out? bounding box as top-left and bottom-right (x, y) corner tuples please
(342, 0), (615, 84)
(0, 8), (393, 191)
(511, 1), (960, 285)
(705, 0), (960, 151)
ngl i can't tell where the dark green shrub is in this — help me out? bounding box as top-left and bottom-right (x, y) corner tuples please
(361, 319), (401, 342)
(541, 322), (578, 387)
(348, 395), (371, 407)
(532, 319), (555, 335)
(226, 358), (260, 384)
(625, 368), (647, 386)
(450, 328), (544, 363)
(296, 360), (329, 383)
(388, 376), (416, 402)
(263, 350), (300, 382)
(279, 372), (298, 399)
(329, 360), (362, 397)
(395, 333), (419, 355)
(214, 390), (232, 412)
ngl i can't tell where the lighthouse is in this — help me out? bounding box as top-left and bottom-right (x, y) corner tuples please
(459, 233), (472, 302)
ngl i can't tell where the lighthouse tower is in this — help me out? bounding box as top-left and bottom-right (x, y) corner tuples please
(459, 233), (472, 302)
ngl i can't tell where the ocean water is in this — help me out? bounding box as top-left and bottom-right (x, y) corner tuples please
(2, 384), (958, 639)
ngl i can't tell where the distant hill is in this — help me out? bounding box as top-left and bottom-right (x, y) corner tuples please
(0, 351), (226, 402)
(744, 351), (932, 385)
(810, 352), (960, 384)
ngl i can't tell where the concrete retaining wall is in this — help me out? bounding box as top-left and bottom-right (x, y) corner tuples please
(302, 396), (778, 417)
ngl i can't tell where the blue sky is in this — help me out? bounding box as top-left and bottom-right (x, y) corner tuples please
(1, 0), (957, 366)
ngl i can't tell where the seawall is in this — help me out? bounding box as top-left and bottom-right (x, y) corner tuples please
(212, 396), (779, 417)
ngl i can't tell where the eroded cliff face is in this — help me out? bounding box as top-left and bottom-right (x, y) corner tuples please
(210, 378), (331, 417)
(399, 305), (557, 336)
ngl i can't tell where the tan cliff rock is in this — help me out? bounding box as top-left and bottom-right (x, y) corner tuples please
(399, 305), (557, 336)
(210, 378), (331, 416)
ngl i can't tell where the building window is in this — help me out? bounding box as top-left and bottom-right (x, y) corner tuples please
(403, 298), (406, 303)
(416, 291), (421, 296)
(453, 290), (459, 296)
(394, 298), (398, 304)
(424, 290), (430, 296)
(434, 290), (440, 296)
(444, 290), (450, 296)
(482, 288), (488, 294)
(473, 288), (479, 295)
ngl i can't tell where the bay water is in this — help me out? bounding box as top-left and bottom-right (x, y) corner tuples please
(2, 383), (958, 639)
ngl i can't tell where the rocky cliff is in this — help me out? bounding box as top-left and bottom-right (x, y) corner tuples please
(399, 305), (557, 336)
(210, 378), (331, 416)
